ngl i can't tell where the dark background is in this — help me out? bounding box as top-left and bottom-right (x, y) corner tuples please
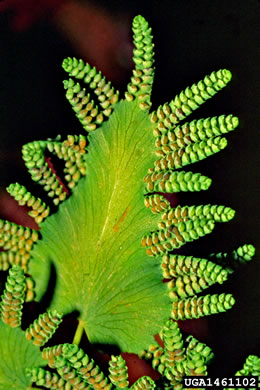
(0, 0), (259, 377)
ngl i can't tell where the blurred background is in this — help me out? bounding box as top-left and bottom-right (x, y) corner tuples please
(0, 0), (259, 378)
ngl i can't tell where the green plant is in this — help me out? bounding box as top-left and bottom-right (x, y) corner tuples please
(0, 15), (258, 389)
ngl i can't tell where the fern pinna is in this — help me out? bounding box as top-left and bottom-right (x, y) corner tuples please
(0, 15), (258, 389)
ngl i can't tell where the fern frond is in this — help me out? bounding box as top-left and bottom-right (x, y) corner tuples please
(223, 355), (260, 390)
(165, 345), (209, 381)
(55, 134), (87, 189)
(141, 322), (215, 388)
(142, 219), (215, 256)
(61, 344), (112, 389)
(0, 265), (25, 328)
(144, 170), (212, 193)
(161, 254), (229, 283)
(186, 335), (214, 364)
(108, 355), (129, 389)
(54, 356), (90, 389)
(233, 244), (256, 263)
(151, 69), (232, 134)
(22, 135), (87, 201)
(26, 310), (63, 346)
(171, 293), (235, 320)
(27, 367), (71, 389)
(130, 376), (156, 389)
(0, 219), (39, 252)
(162, 369), (184, 389)
(42, 344), (64, 368)
(167, 272), (228, 301)
(185, 351), (208, 376)
(126, 15), (154, 110)
(0, 255), (34, 300)
(7, 182), (50, 224)
(22, 141), (68, 205)
(63, 78), (106, 132)
(159, 320), (185, 372)
(242, 355), (260, 375)
(0, 220), (38, 271)
(62, 57), (119, 117)
(154, 114), (238, 154)
(161, 204), (235, 227)
(60, 343), (91, 367)
(2, 15), (254, 386)
(210, 243), (256, 272)
(154, 136), (227, 172)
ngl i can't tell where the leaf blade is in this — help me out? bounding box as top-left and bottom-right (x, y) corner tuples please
(0, 322), (45, 389)
(30, 101), (171, 352)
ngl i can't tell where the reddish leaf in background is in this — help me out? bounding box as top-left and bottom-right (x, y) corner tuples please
(0, 0), (65, 31)
(0, 190), (38, 229)
(44, 156), (70, 196)
(0, 0), (133, 82)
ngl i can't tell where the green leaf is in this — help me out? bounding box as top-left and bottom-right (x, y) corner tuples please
(0, 321), (45, 390)
(29, 100), (171, 353)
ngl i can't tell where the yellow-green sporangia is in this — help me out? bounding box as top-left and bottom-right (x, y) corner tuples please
(0, 15), (258, 389)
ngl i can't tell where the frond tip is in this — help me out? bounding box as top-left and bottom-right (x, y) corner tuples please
(54, 356), (90, 388)
(159, 320), (185, 368)
(130, 376), (156, 389)
(154, 136), (228, 172)
(161, 254), (228, 283)
(167, 271), (228, 301)
(109, 355), (129, 389)
(144, 170), (212, 193)
(42, 344), (63, 368)
(126, 15), (155, 110)
(235, 354), (260, 375)
(22, 141), (68, 205)
(154, 114), (239, 156)
(142, 218), (215, 256)
(7, 182), (50, 224)
(26, 310), (63, 346)
(210, 243), (256, 272)
(0, 220), (39, 272)
(62, 57), (119, 127)
(171, 293), (235, 320)
(60, 343), (112, 389)
(0, 265), (25, 328)
(151, 70), (232, 134)
(139, 320), (216, 387)
(172, 68), (232, 113)
(161, 204), (235, 227)
(27, 367), (67, 389)
(223, 355), (260, 390)
(186, 335), (214, 364)
(22, 135), (87, 201)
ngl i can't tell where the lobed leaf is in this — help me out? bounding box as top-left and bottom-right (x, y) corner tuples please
(29, 100), (170, 353)
(0, 322), (45, 389)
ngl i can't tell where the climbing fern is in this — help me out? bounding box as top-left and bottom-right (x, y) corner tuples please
(0, 14), (258, 389)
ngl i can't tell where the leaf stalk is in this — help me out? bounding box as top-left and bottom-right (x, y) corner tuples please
(73, 319), (85, 345)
